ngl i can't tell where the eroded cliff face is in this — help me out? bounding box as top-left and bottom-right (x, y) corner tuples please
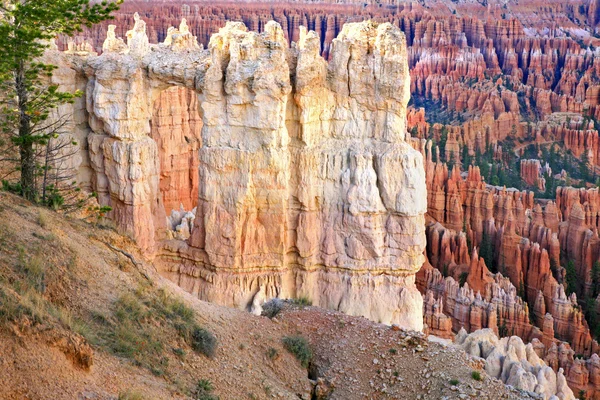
(54, 17), (427, 330)
(164, 20), (427, 330)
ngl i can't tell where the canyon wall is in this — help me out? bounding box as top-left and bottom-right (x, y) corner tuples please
(412, 136), (600, 397)
(53, 17), (428, 330)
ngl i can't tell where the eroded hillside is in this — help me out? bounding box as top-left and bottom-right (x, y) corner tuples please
(0, 191), (529, 399)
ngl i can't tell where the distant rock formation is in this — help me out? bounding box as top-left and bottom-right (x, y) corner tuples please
(414, 141), (600, 396)
(457, 328), (576, 400)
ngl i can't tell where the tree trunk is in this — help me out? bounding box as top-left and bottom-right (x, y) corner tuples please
(16, 61), (35, 200)
(42, 138), (51, 203)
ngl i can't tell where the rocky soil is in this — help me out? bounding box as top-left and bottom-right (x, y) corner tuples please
(278, 305), (535, 400)
(0, 191), (530, 400)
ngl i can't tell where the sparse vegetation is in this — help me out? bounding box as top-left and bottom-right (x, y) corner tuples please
(267, 347), (279, 360)
(450, 379), (460, 386)
(0, 194), (227, 394)
(189, 326), (217, 358)
(0, 203), (217, 377)
(195, 379), (219, 400)
(87, 287), (218, 374)
(261, 298), (284, 319)
(37, 211), (49, 229)
(282, 335), (312, 368)
(471, 371), (482, 381)
(291, 296), (312, 306)
(173, 347), (186, 358)
(566, 260), (578, 295)
(118, 391), (144, 400)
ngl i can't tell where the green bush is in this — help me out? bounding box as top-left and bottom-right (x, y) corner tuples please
(267, 347), (279, 360)
(191, 326), (217, 358)
(282, 335), (312, 368)
(169, 299), (194, 321)
(450, 379), (460, 386)
(291, 296), (312, 306)
(195, 379), (219, 400)
(172, 347), (186, 358)
(114, 293), (145, 323)
(471, 371), (482, 381)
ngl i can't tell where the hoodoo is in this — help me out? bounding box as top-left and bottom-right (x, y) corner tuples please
(52, 16), (428, 330)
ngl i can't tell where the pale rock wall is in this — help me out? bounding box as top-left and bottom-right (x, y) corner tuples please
(54, 16), (428, 330)
(457, 328), (576, 400)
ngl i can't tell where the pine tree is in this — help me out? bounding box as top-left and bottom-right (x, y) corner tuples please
(447, 150), (456, 171)
(566, 260), (578, 295)
(479, 230), (495, 273)
(463, 218), (472, 251)
(550, 257), (559, 281)
(0, 0), (121, 201)
(462, 145), (471, 167)
(490, 163), (500, 186)
(439, 125), (448, 162)
(592, 261), (600, 298)
(581, 151), (592, 182)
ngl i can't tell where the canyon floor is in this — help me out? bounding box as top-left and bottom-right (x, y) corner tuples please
(0, 191), (531, 399)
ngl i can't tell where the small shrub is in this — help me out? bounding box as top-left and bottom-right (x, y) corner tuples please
(389, 348), (397, 354)
(0, 287), (37, 324)
(169, 299), (194, 321)
(195, 379), (219, 400)
(20, 289), (47, 324)
(1, 180), (21, 194)
(118, 391), (144, 400)
(291, 296), (312, 306)
(114, 293), (145, 323)
(459, 272), (469, 287)
(190, 326), (217, 358)
(173, 347), (186, 358)
(471, 371), (482, 381)
(393, 371), (399, 377)
(263, 383), (272, 396)
(108, 324), (162, 359)
(67, 255), (78, 270)
(152, 289), (194, 321)
(261, 298), (284, 319)
(450, 379), (460, 386)
(38, 211), (48, 229)
(150, 356), (169, 377)
(267, 347), (279, 360)
(21, 254), (46, 293)
(282, 335), (312, 368)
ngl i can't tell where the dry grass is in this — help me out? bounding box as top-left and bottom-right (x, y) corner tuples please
(0, 192), (217, 382)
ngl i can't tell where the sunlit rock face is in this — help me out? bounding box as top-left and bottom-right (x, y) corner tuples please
(54, 16), (428, 330)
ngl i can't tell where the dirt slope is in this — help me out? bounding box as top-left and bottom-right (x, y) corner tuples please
(0, 192), (529, 400)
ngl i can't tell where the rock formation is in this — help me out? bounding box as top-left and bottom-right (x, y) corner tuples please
(50, 17), (428, 330)
(46, 1), (600, 394)
(457, 328), (576, 400)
